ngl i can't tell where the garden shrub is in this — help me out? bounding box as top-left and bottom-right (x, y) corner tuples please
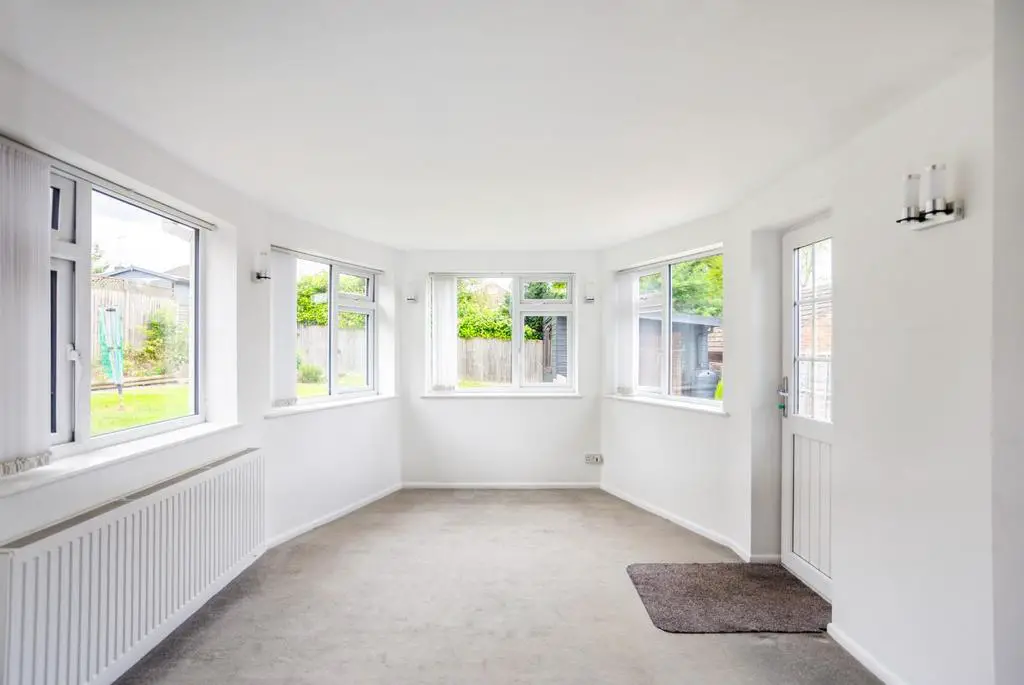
(298, 362), (325, 384)
(127, 309), (188, 377)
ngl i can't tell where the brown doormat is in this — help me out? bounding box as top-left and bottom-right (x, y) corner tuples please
(626, 563), (830, 633)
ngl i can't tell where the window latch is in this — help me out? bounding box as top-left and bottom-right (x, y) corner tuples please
(66, 344), (81, 365)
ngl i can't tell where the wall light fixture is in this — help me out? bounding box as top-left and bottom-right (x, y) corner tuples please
(897, 163), (965, 229)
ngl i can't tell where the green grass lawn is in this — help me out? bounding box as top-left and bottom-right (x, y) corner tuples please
(91, 377), (369, 435)
(297, 382), (328, 397)
(457, 378), (509, 389)
(91, 384), (192, 435)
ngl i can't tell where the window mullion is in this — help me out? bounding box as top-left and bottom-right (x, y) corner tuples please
(511, 276), (521, 389)
(662, 264), (671, 396)
(73, 181), (93, 444)
(328, 265), (337, 394)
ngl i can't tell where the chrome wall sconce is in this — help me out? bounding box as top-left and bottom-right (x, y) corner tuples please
(897, 163), (965, 229)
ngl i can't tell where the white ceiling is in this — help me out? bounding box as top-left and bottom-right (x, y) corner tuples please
(0, 1), (991, 249)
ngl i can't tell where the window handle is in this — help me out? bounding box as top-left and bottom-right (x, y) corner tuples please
(66, 344), (84, 379)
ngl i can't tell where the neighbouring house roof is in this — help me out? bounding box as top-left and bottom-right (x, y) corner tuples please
(101, 265), (189, 285)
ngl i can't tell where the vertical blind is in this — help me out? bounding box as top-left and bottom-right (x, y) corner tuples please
(0, 140), (52, 475)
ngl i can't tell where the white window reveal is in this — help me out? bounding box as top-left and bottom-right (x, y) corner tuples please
(271, 247), (378, 407)
(429, 274), (575, 393)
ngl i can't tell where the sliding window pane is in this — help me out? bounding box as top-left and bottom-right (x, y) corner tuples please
(523, 314), (569, 386)
(90, 191), (196, 435)
(296, 258), (329, 398)
(457, 277), (512, 388)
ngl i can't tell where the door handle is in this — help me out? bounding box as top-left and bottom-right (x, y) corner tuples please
(777, 376), (789, 417)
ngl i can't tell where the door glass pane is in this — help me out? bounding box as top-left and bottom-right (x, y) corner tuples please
(814, 240), (832, 297)
(336, 311), (370, 390)
(90, 191), (196, 435)
(296, 258), (329, 399)
(457, 277), (512, 388)
(815, 301), (833, 358)
(797, 245), (814, 300)
(797, 360), (813, 418)
(793, 237), (833, 422)
(798, 303), (813, 358)
(814, 361), (831, 421)
(523, 314), (569, 386)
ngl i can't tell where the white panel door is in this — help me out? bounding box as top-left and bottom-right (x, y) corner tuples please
(781, 226), (834, 600)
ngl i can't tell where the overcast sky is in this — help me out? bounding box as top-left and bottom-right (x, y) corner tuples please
(92, 190), (192, 274)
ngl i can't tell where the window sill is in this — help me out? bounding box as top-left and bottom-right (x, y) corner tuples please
(605, 394), (729, 416)
(421, 392), (583, 400)
(264, 393), (396, 419)
(0, 422), (239, 499)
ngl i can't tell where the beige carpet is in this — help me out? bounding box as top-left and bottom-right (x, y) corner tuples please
(115, 489), (879, 685)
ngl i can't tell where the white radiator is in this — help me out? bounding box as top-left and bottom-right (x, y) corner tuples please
(0, 448), (265, 685)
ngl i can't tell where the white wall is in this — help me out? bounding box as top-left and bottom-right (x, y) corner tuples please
(601, 58), (996, 684)
(399, 250), (603, 486)
(992, 2), (1023, 682)
(600, 211), (756, 558)
(0, 53), (402, 547)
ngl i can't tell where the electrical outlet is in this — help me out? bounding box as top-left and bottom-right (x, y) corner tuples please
(584, 453), (604, 465)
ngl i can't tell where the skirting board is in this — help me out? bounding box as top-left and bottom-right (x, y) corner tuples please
(600, 483), (753, 562)
(749, 553), (782, 563)
(827, 623), (909, 685)
(267, 483), (402, 548)
(403, 482), (600, 489)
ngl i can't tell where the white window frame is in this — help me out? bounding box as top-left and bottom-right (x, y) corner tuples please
(628, 248), (724, 408)
(47, 163), (210, 459)
(430, 273), (577, 394)
(272, 247), (379, 406)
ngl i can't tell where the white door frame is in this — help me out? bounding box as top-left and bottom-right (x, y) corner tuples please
(781, 220), (834, 600)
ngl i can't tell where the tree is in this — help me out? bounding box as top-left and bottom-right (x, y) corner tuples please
(457, 279), (512, 339)
(296, 271), (368, 329)
(671, 254), (723, 316)
(296, 272), (329, 326)
(91, 244), (109, 274)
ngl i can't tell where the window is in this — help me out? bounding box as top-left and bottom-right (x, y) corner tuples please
(49, 168), (207, 451)
(628, 251), (724, 404)
(430, 274), (575, 393)
(272, 248), (377, 406)
(793, 239), (832, 421)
